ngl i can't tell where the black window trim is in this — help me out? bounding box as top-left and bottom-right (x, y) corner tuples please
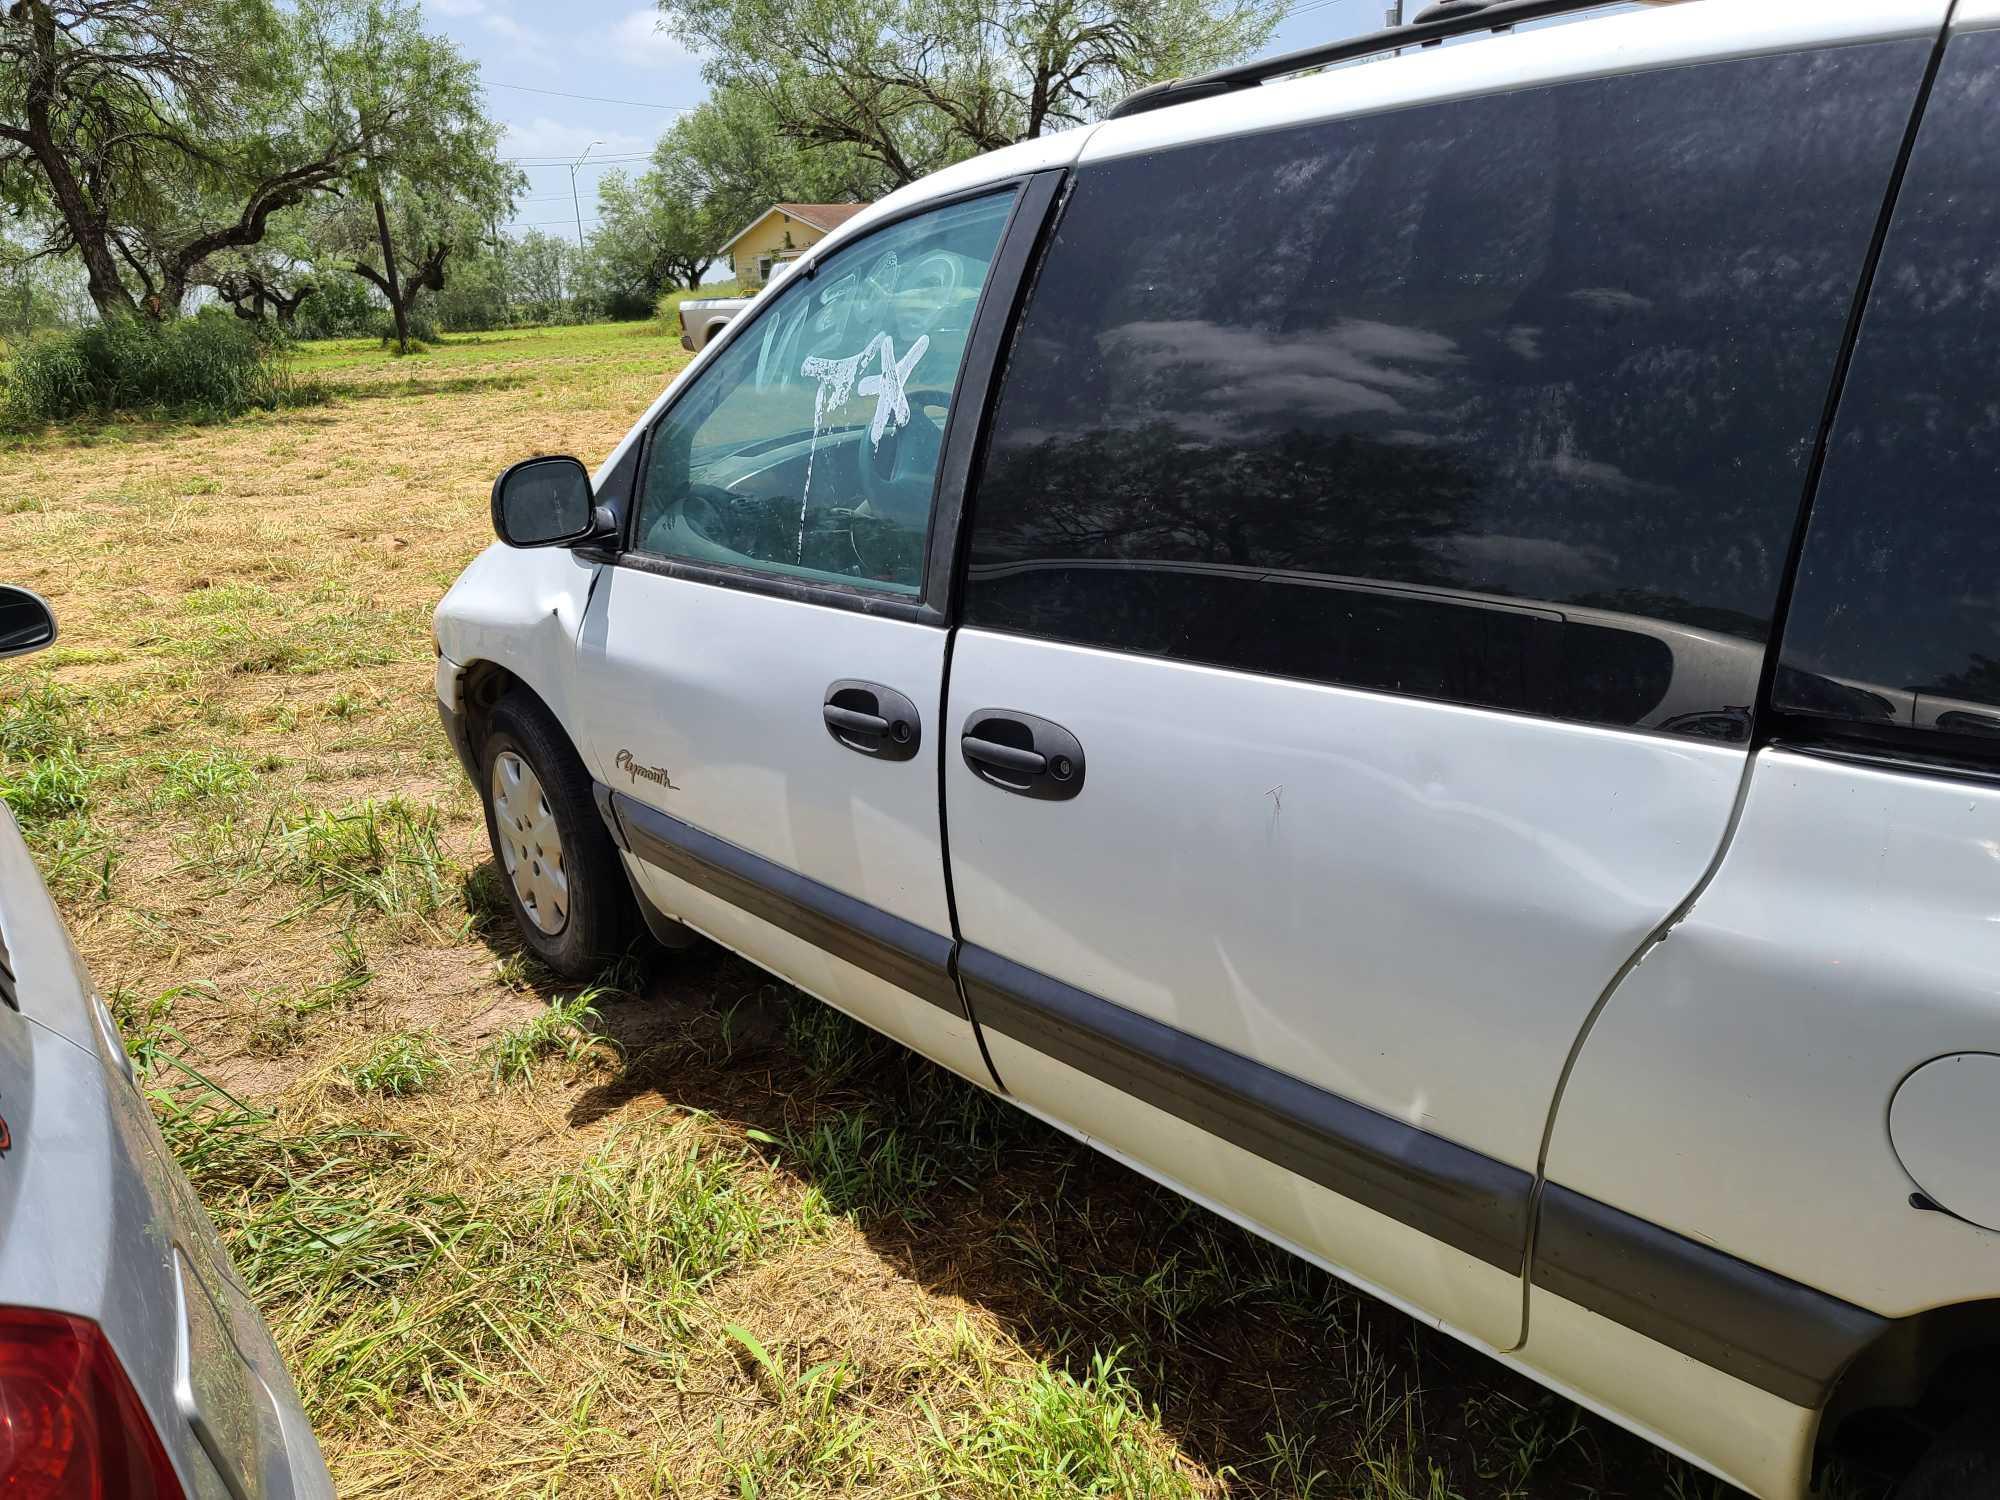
(1774, 726), (2000, 791)
(953, 560), (1756, 750)
(1753, 23), (1968, 778)
(608, 170), (1067, 628)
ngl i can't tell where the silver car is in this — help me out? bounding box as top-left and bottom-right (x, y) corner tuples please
(0, 585), (331, 1499)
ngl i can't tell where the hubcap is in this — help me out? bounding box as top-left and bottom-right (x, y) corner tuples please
(490, 750), (569, 935)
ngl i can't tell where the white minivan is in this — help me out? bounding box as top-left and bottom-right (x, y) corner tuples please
(433, 2), (2000, 1493)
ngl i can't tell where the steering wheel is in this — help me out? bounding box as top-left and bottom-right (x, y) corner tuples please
(848, 248), (900, 329)
(900, 250), (960, 307)
(866, 386), (954, 488)
(675, 483), (746, 549)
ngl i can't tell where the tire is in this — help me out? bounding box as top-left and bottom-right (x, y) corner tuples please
(477, 694), (637, 978)
(1900, 1411), (2000, 1500)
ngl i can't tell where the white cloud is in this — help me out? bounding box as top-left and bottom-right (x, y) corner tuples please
(605, 7), (697, 66)
(423, 0), (547, 51)
(482, 11), (545, 47)
(498, 116), (652, 162)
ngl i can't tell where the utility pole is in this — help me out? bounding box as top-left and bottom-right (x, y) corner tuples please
(569, 141), (603, 252)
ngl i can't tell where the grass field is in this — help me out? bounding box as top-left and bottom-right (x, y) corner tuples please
(0, 322), (1736, 1499)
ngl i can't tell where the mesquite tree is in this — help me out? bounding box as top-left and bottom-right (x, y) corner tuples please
(588, 85), (886, 309)
(307, 3), (517, 351)
(658, 0), (1283, 187)
(0, 0), (504, 322)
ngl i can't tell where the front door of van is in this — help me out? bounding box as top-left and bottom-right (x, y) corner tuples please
(575, 184), (1036, 1085)
(941, 40), (1926, 1350)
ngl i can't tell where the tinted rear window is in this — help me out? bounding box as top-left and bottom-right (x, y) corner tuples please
(964, 42), (1929, 739)
(1775, 31), (2000, 749)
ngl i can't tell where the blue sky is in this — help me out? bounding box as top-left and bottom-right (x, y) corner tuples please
(416, 0), (1392, 243)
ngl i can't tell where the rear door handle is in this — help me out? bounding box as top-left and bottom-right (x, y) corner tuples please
(961, 736), (1046, 775)
(960, 710), (1085, 800)
(823, 680), (922, 761)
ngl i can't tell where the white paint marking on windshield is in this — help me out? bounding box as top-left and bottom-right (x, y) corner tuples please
(795, 332), (931, 563)
(858, 334), (929, 450)
(797, 344), (867, 560)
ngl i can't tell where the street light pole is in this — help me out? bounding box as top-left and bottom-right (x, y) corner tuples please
(569, 141), (602, 252)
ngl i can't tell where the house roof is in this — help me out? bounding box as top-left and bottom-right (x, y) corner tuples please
(716, 202), (872, 257)
(772, 202), (870, 233)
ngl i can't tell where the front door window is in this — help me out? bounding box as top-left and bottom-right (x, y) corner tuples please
(635, 192), (1014, 595)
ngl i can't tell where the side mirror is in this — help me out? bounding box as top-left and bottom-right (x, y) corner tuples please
(491, 455), (599, 549)
(0, 586), (57, 661)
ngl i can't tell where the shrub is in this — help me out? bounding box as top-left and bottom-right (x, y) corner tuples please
(596, 286), (655, 323)
(510, 297), (588, 329)
(2, 311), (325, 427)
(290, 273), (380, 340)
(431, 257), (512, 333)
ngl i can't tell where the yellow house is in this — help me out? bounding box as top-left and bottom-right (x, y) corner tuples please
(716, 203), (871, 286)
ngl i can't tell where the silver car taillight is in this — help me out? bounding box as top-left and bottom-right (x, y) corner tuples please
(0, 1306), (186, 1498)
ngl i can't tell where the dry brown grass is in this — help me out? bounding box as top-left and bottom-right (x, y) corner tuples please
(0, 323), (1731, 1500)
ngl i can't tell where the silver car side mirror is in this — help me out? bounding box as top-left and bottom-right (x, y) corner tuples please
(0, 586), (57, 661)
(490, 455), (601, 549)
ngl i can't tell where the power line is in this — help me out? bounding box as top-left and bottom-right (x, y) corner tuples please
(488, 81), (699, 112)
(499, 153), (651, 165)
(1279, 0), (1361, 19)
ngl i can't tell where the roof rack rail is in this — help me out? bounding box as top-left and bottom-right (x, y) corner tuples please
(1108, 0), (1635, 120)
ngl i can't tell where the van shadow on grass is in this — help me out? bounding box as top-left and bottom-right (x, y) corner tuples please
(460, 867), (1753, 1500)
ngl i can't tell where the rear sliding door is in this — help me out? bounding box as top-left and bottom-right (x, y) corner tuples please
(944, 34), (1932, 1351)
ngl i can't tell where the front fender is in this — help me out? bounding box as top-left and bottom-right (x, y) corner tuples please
(433, 541), (602, 767)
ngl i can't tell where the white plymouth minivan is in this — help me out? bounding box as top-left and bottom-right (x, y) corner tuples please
(433, 2), (2000, 1493)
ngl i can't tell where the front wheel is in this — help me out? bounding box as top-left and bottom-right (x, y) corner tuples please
(478, 695), (636, 978)
(1900, 1409), (2000, 1500)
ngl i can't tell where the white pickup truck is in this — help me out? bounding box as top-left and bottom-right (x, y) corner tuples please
(675, 294), (751, 352)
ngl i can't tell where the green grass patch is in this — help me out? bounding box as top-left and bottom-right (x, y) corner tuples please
(781, 994), (893, 1080)
(152, 1065), (791, 1423)
(0, 674), (87, 762)
(151, 748), (253, 807)
(0, 745), (93, 823)
(924, 1348), (1199, 1499)
(484, 988), (613, 1086)
(538, 1126), (788, 1293)
(719, 1325), (869, 1489)
(0, 675), (117, 897)
(171, 606), (418, 676)
(261, 797), (455, 921)
(772, 1106), (941, 1226)
(342, 1031), (450, 1098)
